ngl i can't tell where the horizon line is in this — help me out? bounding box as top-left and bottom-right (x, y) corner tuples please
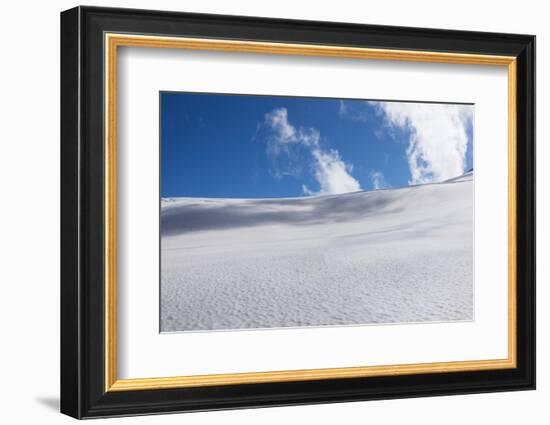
(161, 170), (474, 202)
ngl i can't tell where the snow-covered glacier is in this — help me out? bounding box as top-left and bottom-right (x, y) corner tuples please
(160, 172), (473, 332)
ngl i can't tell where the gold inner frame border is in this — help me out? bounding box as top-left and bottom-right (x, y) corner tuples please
(104, 33), (517, 392)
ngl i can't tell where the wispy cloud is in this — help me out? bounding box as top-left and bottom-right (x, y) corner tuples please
(307, 149), (361, 195)
(369, 101), (473, 184)
(369, 170), (390, 190)
(338, 100), (370, 122)
(265, 108), (320, 151)
(264, 108), (361, 196)
(338, 100), (347, 117)
(263, 108), (316, 179)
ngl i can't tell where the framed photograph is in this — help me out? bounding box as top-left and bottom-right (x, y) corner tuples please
(60, 6), (535, 419)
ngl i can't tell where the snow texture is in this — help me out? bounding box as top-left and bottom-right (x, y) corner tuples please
(161, 172), (473, 332)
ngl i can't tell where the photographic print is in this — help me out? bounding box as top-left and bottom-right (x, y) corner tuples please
(160, 92), (474, 333)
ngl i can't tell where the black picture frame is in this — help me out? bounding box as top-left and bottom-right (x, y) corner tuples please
(61, 5), (535, 419)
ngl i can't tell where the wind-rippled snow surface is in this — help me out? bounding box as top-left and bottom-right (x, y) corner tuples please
(161, 172), (473, 332)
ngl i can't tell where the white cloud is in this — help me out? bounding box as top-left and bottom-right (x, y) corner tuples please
(264, 108), (319, 154)
(338, 100), (369, 122)
(310, 148), (361, 195)
(369, 101), (473, 184)
(265, 108), (297, 144)
(301, 184), (314, 196)
(369, 170), (389, 190)
(338, 100), (347, 117)
(264, 108), (361, 196)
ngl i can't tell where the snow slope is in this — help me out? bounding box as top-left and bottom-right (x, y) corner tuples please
(161, 172), (473, 332)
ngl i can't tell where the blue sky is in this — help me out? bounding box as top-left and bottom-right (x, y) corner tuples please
(161, 92), (473, 199)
